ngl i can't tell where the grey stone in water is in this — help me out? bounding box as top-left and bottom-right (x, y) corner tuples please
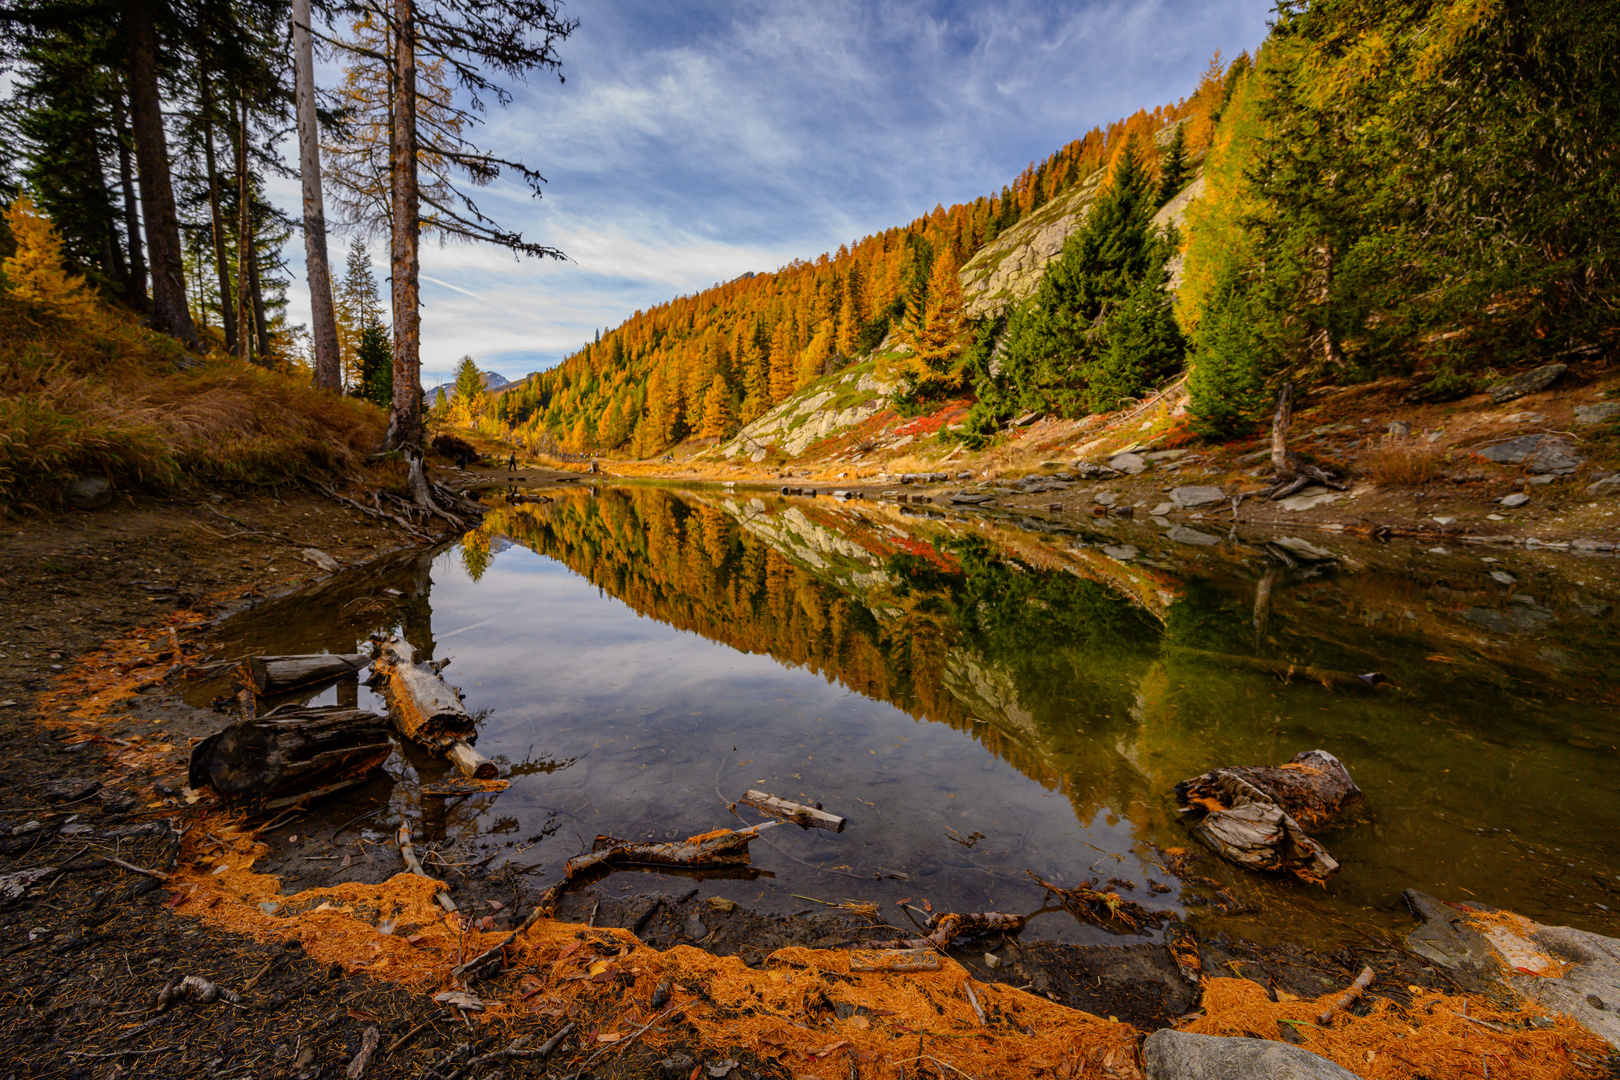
(1141, 1030), (1360, 1080)
(1500, 492), (1531, 508)
(1108, 452), (1148, 475)
(1169, 485), (1225, 509)
(1487, 362), (1566, 404)
(1168, 526), (1221, 547)
(1152, 502), (1175, 516)
(1490, 570), (1518, 585)
(1093, 491), (1117, 506)
(1387, 420), (1411, 435)
(1574, 402), (1620, 426)
(67, 475), (111, 509)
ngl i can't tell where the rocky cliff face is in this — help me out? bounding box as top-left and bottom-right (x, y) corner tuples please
(960, 121), (1202, 318)
(716, 363), (894, 461)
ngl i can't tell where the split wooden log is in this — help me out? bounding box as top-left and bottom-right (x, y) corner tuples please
(244, 652), (368, 696)
(187, 707), (392, 801)
(368, 636), (497, 779)
(530, 824), (777, 915)
(1175, 751), (1360, 885)
(739, 790), (845, 832)
(1176, 750), (1361, 832)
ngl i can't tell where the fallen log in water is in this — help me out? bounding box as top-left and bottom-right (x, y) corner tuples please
(244, 652), (369, 696)
(1174, 750), (1359, 885)
(368, 636), (496, 779)
(738, 789), (845, 832)
(529, 824), (777, 916)
(187, 706), (393, 802)
(1166, 646), (1387, 693)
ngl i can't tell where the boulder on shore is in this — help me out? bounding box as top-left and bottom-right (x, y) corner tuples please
(1141, 1030), (1359, 1080)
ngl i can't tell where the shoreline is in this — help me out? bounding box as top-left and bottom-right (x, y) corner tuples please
(0, 478), (1613, 1078)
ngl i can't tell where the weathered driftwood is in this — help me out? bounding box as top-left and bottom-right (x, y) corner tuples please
(1174, 750), (1360, 885)
(901, 911), (1026, 951)
(421, 778), (511, 798)
(245, 652), (368, 695)
(532, 824), (776, 914)
(1319, 965), (1375, 1025)
(1264, 383), (1348, 500)
(739, 789), (845, 832)
(396, 820), (458, 913)
(369, 636), (496, 779)
(1027, 871), (1165, 934)
(187, 707), (392, 801)
(849, 948), (941, 973)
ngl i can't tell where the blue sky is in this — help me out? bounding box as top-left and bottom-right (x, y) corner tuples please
(275, 0), (1273, 389)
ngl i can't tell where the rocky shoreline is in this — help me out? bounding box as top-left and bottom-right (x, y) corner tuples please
(2, 480), (1617, 1078)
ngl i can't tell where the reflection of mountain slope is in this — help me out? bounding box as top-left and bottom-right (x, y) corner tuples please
(473, 489), (1180, 826)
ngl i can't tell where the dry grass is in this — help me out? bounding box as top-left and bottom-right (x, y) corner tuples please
(1360, 435), (1445, 486)
(0, 293), (385, 506)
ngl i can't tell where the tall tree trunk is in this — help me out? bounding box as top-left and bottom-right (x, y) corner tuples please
(123, 0), (197, 347)
(235, 95), (253, 363)
(386, 0), (422, 449)
(293, 0), (341, 390)
(248, 239), (269, 357)
(113, 93), (148, 312)
(201, 78), (237, 354)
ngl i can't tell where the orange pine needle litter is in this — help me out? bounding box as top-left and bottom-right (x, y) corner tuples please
(170, 823), (1143, 1079)
(1185, 977), (1608, 1080)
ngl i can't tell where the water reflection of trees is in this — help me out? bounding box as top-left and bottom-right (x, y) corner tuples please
(469, 488), (1171, 821)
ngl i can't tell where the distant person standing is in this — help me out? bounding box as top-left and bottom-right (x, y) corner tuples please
(507, 451), (518, 471)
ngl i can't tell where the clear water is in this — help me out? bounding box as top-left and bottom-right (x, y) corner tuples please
(197, 485), (1620, 948)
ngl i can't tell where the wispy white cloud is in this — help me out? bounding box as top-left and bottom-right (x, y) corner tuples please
(276, 0), (1273, 383)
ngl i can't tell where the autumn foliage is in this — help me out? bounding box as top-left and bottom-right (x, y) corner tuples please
(496, 71), (1233, 457)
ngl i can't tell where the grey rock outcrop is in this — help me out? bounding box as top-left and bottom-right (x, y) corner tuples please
(1404, 889), (1620, 1048)
(1141, 1030), (1358, 1080)
(1478, 434), (1583, 474)
(1574, 402), (1620, 425)
(1108, 452), (1148, 475)
(1487, 363), (1566, 404)
(1169, 485), (1225, 509)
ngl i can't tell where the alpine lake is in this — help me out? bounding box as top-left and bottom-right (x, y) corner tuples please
(189, 483), (1620, 952)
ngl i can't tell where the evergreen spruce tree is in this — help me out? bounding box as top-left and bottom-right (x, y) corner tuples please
(356, 319), (393, 407)
(995, 141), (1181, 417)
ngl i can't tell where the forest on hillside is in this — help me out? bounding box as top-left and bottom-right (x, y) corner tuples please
(493, 0), (1617, 459)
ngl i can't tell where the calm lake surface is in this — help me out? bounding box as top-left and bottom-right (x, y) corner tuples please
(201, 485), (1620, 948)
